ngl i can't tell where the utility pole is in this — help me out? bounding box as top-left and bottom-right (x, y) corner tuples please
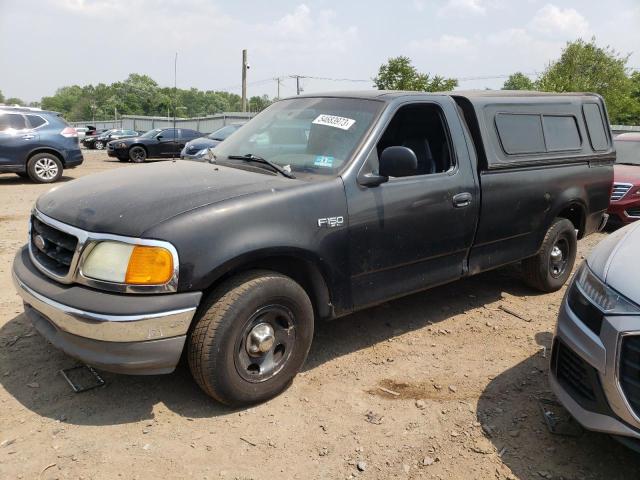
(275, 77), (282, 99)
(296, 75), (301, 95)
(241, 49), (248, 112)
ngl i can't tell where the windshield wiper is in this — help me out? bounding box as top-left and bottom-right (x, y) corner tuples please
(227, 154), (295, 179)
(616, 162), (640, 166)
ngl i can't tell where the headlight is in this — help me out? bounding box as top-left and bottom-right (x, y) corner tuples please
(116, 142), (127, 148)
(575, 263), (640, 315)
(196, 149), (209, 157)
(82, 241), (174, 285)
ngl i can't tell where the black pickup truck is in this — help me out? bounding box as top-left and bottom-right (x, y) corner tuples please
(12, 91), (613, 405)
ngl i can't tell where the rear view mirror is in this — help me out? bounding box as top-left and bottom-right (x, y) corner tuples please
(379, 146), (417, 178)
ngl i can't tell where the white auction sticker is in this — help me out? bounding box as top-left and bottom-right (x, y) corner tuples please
(312, 114), (356, 131)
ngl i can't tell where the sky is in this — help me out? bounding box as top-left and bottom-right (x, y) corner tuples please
(0, 0), (639, 103)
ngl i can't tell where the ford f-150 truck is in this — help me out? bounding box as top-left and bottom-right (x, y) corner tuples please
(12, 91), (614, 405)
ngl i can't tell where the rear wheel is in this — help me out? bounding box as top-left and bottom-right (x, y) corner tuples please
(27, 153), (63, 183)
(95, 141), (104, 150)
(129, 146), (147, 163)
(522, 218), (577, 292)
(188, 270), (314, 406)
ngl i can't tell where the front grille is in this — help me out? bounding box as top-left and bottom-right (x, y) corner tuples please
(619, 336), (640, 418)
(567, 283), (604, 335)
(626, 207), (640, 218)
(611, 183), (632, 201)
(30, 216), (78, 276)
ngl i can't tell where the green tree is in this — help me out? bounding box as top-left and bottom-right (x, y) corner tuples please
(373, 56), (458, 92)
(0, 90), (4, 103)
(502, 72), (535, 90)
(537, 38), (637, 124)
(5, 97), (25, 106)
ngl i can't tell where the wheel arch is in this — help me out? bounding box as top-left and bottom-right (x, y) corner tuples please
(27, 148), (65, 166)
(555, 200), (587, 239)
(202, 249), (334, 321)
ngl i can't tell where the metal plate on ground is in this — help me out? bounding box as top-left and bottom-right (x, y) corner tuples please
(60, 365), (105, 393)
(538, 398), (584, 437)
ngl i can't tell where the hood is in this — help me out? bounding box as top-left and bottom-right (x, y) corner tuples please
(613, 164), (640, 185)
(36, 161), (294, 237)
(185, 137), (220, 152)
(587, 221), (640, 303)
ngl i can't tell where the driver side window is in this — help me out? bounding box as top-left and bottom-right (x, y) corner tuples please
(370, 103), (453, 177)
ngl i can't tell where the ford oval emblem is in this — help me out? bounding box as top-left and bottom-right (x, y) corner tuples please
(33, 234), (46, 251)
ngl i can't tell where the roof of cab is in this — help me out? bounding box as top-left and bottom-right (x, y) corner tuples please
(290, 89), (602, 102)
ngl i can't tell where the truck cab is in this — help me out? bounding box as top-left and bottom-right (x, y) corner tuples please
(13, 91), (613, 405)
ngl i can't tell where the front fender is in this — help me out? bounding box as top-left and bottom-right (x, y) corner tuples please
(143, 177), (352, 312)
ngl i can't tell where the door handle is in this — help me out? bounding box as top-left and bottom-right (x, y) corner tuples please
(452, 192), (472, 208)
(21, 135), (35, 140)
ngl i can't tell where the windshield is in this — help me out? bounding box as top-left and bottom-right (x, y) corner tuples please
(213, 97), (384, 177)
(141, 128), (162, 139)
(207, 125), (239, 141)
(98, 129), (115, 137)
(615, 139), (640, 166)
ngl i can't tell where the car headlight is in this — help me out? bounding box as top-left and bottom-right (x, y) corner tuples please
(116, 142), (127, 148)
(575, 262), (640, 315)
(82, 241), (174, 285)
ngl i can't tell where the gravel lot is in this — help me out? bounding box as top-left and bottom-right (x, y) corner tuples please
(1, 151), (639, 479)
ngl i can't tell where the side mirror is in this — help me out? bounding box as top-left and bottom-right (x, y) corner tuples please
(156, 135), (163, 140)
(379, 146), (417, 178)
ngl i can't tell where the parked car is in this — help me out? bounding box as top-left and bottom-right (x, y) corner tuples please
(74, 127), (90, 141)
(84, 129), (138, 150)
(180, 124), (242, 160)
(12, 91), (612, 405)
(107, 128), (202, 162)
(0, 106), (83, 183)
(607, 132), (640, 226)
(550, 221), (640, 451)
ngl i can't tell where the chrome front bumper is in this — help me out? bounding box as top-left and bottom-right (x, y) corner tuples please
(12, 246), (202, 374)
(13, 272), (195, 343)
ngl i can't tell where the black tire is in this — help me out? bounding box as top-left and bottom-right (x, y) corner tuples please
(522, 218), (577, 292)
(95, 141), (104, 150)
(129, 146), (147, 163)
(27, 153), (63, 183)
(188, 270), (314, 406)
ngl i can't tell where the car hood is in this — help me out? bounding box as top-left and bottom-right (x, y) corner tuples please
(613, 164), (640, 185)
(587, 221), (640, 303)
(185, 138), (221, 151)
(36, 161), (295, 237)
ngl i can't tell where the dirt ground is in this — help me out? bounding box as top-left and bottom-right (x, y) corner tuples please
(1, 150), (639, 480)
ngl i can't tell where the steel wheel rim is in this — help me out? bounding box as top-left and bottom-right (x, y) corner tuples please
(549, 237), (569, 278)
(131, 148), (145, 161)
(34, 157), (58, 180)
(95, 141), (104, 150)
(234, 304), (296, 383)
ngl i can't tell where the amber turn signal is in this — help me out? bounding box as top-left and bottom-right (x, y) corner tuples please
(125, 246), (174, 284)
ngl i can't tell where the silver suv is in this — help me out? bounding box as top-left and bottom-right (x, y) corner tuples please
(551, 222), (640, 450)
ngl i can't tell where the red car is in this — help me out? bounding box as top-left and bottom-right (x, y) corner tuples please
(608, 132), (640, 226)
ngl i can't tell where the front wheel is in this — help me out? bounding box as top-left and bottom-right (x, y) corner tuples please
(522, 218), (577, 292)
(94, 141), (104, 150)
(188, 270), (314, 406)
(129, 146), (147, 163)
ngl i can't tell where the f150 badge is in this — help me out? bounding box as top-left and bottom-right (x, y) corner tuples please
(317, 216), (344, 228)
